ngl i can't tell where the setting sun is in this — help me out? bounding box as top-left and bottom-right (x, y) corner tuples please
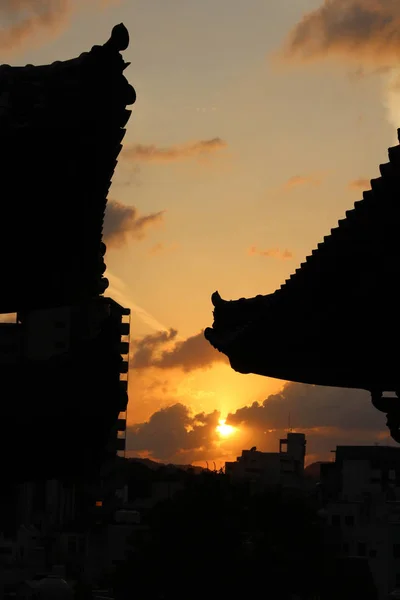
(216, 419), (235, 438)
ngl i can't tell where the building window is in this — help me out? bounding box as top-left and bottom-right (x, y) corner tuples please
(331, 515), (340, 526)
(393, 544), (400, 559)
(345, 515), (354, 527)
(358, 543), (366, 557)
(369, 549), (377, 558)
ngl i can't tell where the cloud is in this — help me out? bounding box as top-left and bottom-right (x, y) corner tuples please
(132, 329), (228, 372)
(126, 382), (395, 466)
(284, 174), (323, 189)
(0, 0), (70, 52)
(103, 200), (164, 248)
(276, 2), (400, 146)
(227, 382), (394, 461)
(133, 329), (179, 369)
(127, 403), (222, 462)
(0, 0), (113, 54)
(278, 0), (400, 67)
(228, 383), (378, 432)
(122, 138), (227, 164)
(248, 246), (293, 260)
(348, 177), (370, 190)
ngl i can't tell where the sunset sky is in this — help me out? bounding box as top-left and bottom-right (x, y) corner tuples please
(5, 0), (400, 466)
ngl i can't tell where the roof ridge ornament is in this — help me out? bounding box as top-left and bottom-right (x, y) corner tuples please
(105, 23), (130, 52)
(211, 291), (223, 306)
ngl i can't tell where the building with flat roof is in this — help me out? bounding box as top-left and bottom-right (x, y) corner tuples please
(225, 432), (306, 488)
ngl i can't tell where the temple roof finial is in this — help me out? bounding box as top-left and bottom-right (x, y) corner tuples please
(211, 291), (223, 306)
(106, 23), (130, 52)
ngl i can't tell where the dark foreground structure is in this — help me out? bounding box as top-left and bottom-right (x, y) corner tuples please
(0, 24), (135, 483)
(205, 130), (400, 442)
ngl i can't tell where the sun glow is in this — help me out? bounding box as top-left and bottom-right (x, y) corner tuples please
(216, 419), (235, 438)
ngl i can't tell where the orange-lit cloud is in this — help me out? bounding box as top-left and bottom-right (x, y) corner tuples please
(284, 174), (323, 189)
(132, 329), (227, 372)
(0, 0), (70, 52)
(126, 382), (393, 465)
(122, 138), (227, 163)
(248, 246), (293, 260)
(127, 404), (222, 463)
(148, 242), (179, 256)
(103, 199), (164, 248)
(0, 0), (113, 54)
(278, 0), (400, 66)
(227, 383), (393, 462)
(348, 178), (370, 190)
(227, 383), (377, 432)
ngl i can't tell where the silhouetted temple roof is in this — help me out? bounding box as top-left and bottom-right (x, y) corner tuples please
(205, 131), (400, 392)
(0, 23), (135, 313)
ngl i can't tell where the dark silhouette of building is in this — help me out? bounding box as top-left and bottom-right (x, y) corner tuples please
(204, 129), (400, 442)
(0, 23), (134, 480)
(225, 432), (306, 489)
(0, 23), (135, 571)
(317, 445), (400, 599)
(0, 24), (134, 312)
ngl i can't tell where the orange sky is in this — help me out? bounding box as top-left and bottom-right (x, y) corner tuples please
(4, 0), (400, 466)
